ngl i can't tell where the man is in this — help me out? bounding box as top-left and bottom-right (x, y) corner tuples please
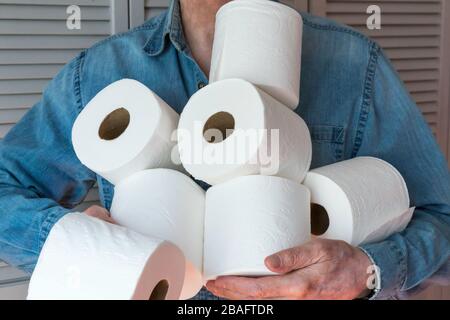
(0, 0), (449, 300)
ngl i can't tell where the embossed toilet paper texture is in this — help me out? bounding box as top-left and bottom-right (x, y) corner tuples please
(204, 175), (311, 280)
(210, 0), (303, 109)
(111, 169), (205, 299)
(178, 79), (312, 185)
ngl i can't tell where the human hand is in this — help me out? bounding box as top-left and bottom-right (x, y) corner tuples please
(84, 205), (116, 224)
(206, 239), (373, 300)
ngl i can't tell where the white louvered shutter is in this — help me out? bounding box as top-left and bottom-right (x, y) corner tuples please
(0, 0), (129, 299)
(144, 0), (169, 20)
(0, 261), (29, 300)
(309, 0), (449, 154)
(142, 0), (307, 21)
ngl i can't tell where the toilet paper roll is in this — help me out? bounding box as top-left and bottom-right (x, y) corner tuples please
(72, 79), (181, 185)
(178, 79), (312, 185)
(204, 175), (311, 280)
(303, 157), (412, 246)
(210, 0), (303, 109)
(110, 169), (205, 300)
(27, 212), (185, 300)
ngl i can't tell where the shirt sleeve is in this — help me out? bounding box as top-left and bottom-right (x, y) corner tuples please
(357, 48), (450, 299)
(0, 52), (96, 274)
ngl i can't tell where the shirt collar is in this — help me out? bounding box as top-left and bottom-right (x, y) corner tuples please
(143, 0), (188, 56)
(144, 0), (280, 56)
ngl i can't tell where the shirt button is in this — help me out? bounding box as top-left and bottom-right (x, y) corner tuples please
(197, 82), (206, 89)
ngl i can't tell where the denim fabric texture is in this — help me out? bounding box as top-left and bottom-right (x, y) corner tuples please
(0, 0), (448, 300)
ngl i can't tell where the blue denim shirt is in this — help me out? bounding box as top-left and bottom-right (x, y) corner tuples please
(0, 0), (449, 300)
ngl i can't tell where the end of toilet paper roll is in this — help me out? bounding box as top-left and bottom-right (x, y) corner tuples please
(72, 79), (181, 185)
(178, 79), (312, 185)
(27, 212), (186, 300)
(304, 157), (411, 246)
(304, 171), (355, 244)
(133, 240), (186, 300)
(110, 169), (205, 300)
(179, 261), (204, 300)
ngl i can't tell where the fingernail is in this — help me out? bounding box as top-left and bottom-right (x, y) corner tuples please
(266, 255), (281, 269)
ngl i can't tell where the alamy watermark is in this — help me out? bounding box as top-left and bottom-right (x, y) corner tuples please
(366, 264), (381, 291)
(175, 122), (281, 176)
(367, 5), (382, 30)
(65, 4), (382, 31)
(66, 5), (81, 30)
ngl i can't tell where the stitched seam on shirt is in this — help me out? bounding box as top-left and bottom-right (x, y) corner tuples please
(74, 51), (85, 113)
(39, 212), (55, 250)
(334, 127), (345, 144)
(101, 177), (113, 210)
(335, 145), (344, 161)
(309, 125), (345, 143)
(38, 208), (69, 251)
(351, 42), (380, 157)
(389, 241), (408, 293)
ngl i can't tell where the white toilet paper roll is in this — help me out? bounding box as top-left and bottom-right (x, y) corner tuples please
(204, 175), (311, 280)
(72, 79), (181, 185)
(110, 169), (205, 300)
(210, 0), (303, 109)
(178, 79), (312, 185)
(27, 212), (185, 300)
(303, 157), (413, 246)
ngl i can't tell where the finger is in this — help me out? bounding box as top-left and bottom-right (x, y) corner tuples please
(206, 281), (255, 300)
(209, 275), (301, 299)
(84, 205), (107, 216)
(265, 241), (323, 273)
(207, 282), (287, 301)
(84, 206), (116, 224)
(101, 214), (116, 224)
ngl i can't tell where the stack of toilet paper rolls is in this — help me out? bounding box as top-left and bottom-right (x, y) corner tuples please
(28, 0), (414, 301)
(28, 79), (191, 300)
(179, 0), (312, 281)
(179, 0), (413, 282)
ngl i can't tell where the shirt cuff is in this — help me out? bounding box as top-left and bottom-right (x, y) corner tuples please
(38, 207), (72, 252)
(359, 240), (407, 300)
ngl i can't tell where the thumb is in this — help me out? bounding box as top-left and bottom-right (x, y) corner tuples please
(84, 205), (116, 224)
(265, 242), (319, 274)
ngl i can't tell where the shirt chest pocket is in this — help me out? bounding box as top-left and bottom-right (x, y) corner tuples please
(308, 125), (346, 169)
